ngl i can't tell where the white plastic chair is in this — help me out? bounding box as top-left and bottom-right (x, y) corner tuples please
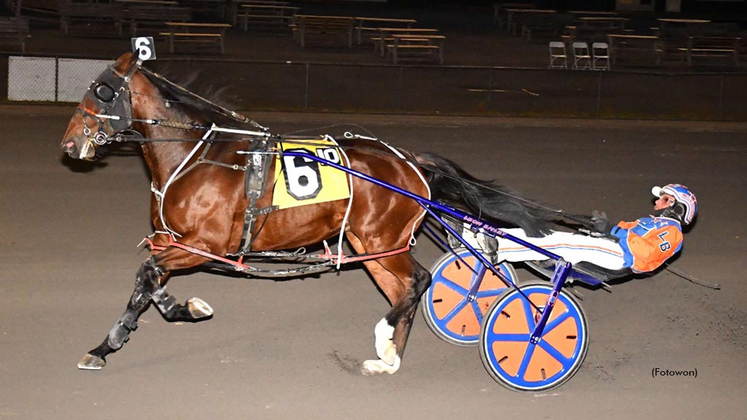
(548, 41), (567, 69)
(572, 42), (591, 70)
(592, 42), (610, 70)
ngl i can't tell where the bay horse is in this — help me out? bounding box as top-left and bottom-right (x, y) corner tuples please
(61, 52), (561, 375)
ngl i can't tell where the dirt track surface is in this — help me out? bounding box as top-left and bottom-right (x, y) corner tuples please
(2, 105), (746, 419)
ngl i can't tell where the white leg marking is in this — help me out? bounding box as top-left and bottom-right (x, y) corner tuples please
(374, 318), (397, 366)
(361, 356), (401, 375)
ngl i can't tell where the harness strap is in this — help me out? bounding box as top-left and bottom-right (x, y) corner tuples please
(248, 206), (276, 217)
(323, 243), (411, 265)
(234, 138), (276, 256)
(158, 236), (410, 272)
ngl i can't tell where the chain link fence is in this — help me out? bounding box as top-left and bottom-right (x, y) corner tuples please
(2, 54), (747, 120)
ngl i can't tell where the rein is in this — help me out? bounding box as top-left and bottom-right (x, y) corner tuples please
(78, 104), (206, 132)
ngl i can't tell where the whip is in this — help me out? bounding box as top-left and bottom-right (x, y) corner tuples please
(664, 263), (721, 290)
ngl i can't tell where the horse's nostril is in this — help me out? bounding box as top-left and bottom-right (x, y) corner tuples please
(63, 141), (77, 155)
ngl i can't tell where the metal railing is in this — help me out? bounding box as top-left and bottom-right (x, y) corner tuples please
(3, 54), (747, 121)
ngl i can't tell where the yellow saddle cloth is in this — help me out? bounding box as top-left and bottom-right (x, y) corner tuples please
(272, 137), (351, 210)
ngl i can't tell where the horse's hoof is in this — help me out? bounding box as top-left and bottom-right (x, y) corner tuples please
(77, 353), (105, 370)
(361, 357), (401, 376)
(361, 360), (382, 376)
(187, 297), (214, 320)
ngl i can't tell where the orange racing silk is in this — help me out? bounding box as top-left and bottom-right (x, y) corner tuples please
(612, 217), (683, 273)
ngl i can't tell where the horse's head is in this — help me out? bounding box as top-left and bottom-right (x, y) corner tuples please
(61, 52), (140, 160)
(62, 49), (255, 162)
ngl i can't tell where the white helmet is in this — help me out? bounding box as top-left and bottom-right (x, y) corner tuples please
(652, 184), (698, 225)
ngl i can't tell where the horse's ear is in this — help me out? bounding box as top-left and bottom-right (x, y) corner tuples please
(113, 52), (142, 78)
(114, 52), (134, 65)
(112, 52), (138, 73)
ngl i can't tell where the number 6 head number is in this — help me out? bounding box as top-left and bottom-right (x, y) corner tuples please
(131, 37), (157, 61)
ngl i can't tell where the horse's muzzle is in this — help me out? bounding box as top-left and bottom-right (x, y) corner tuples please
(62, 139), (95, 160)
(62, 140), (81, 159)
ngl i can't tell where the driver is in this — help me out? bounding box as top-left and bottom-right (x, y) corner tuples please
(461, 184), (697, 280)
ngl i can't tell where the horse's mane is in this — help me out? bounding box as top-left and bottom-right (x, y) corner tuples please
(139, 66), (253, 129)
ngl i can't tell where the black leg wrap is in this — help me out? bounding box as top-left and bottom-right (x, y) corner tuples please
(151, 286), (177, 315)
(131, 257), (163, 308)
(152, 285), (214, 322)
(108, 258), (163, 351)
(107, 309), (138, 350)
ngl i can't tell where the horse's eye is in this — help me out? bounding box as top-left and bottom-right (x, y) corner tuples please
(94, 83), (116, 102)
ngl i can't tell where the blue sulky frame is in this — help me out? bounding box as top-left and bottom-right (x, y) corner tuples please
(281, 150), (603, 345)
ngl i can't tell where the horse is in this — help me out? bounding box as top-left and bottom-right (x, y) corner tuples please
(61, 52), (565, 375)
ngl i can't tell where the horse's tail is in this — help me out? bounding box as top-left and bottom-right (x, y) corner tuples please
(413, 152), (570, 237)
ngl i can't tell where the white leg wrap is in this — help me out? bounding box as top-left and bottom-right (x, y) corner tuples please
(373, 318), (397, 365)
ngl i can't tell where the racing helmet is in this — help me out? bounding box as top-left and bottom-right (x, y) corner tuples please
(651, 184), (698, 225)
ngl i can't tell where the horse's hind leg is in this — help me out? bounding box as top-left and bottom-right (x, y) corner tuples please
(78, 249), (213, 370)
(346, 233), (431, 375)
(365, 256), (431, 375)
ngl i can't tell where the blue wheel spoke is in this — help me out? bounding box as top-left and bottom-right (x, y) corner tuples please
(475, 288), (506, 299)
(538, 339), (573, 366)
(487, 333), (531, 343)
(514, 293), (540, 381)
(470, 300), (485, 325)
(515, 342), (537, 380)
(521, 295), (538, 331)
(434, 278), (468, 296)
(430, 274), (471, 324)
(439, 299), (470, 324)
(543, 310), (572, 335)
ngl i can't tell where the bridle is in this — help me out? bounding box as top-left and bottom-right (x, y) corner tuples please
(75, 59), (264, 156)
(76, 60), (141, 152)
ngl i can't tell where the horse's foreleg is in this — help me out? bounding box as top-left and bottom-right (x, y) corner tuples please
(78, 256), (163, 370)
(77, 249), (213, 370)
(151, 280), (214, 323)
(146, 247), (215, 322)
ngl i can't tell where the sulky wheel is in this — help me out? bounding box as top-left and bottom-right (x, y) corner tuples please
(479, 281), (588, 392)
(421, 248), (518, 346)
